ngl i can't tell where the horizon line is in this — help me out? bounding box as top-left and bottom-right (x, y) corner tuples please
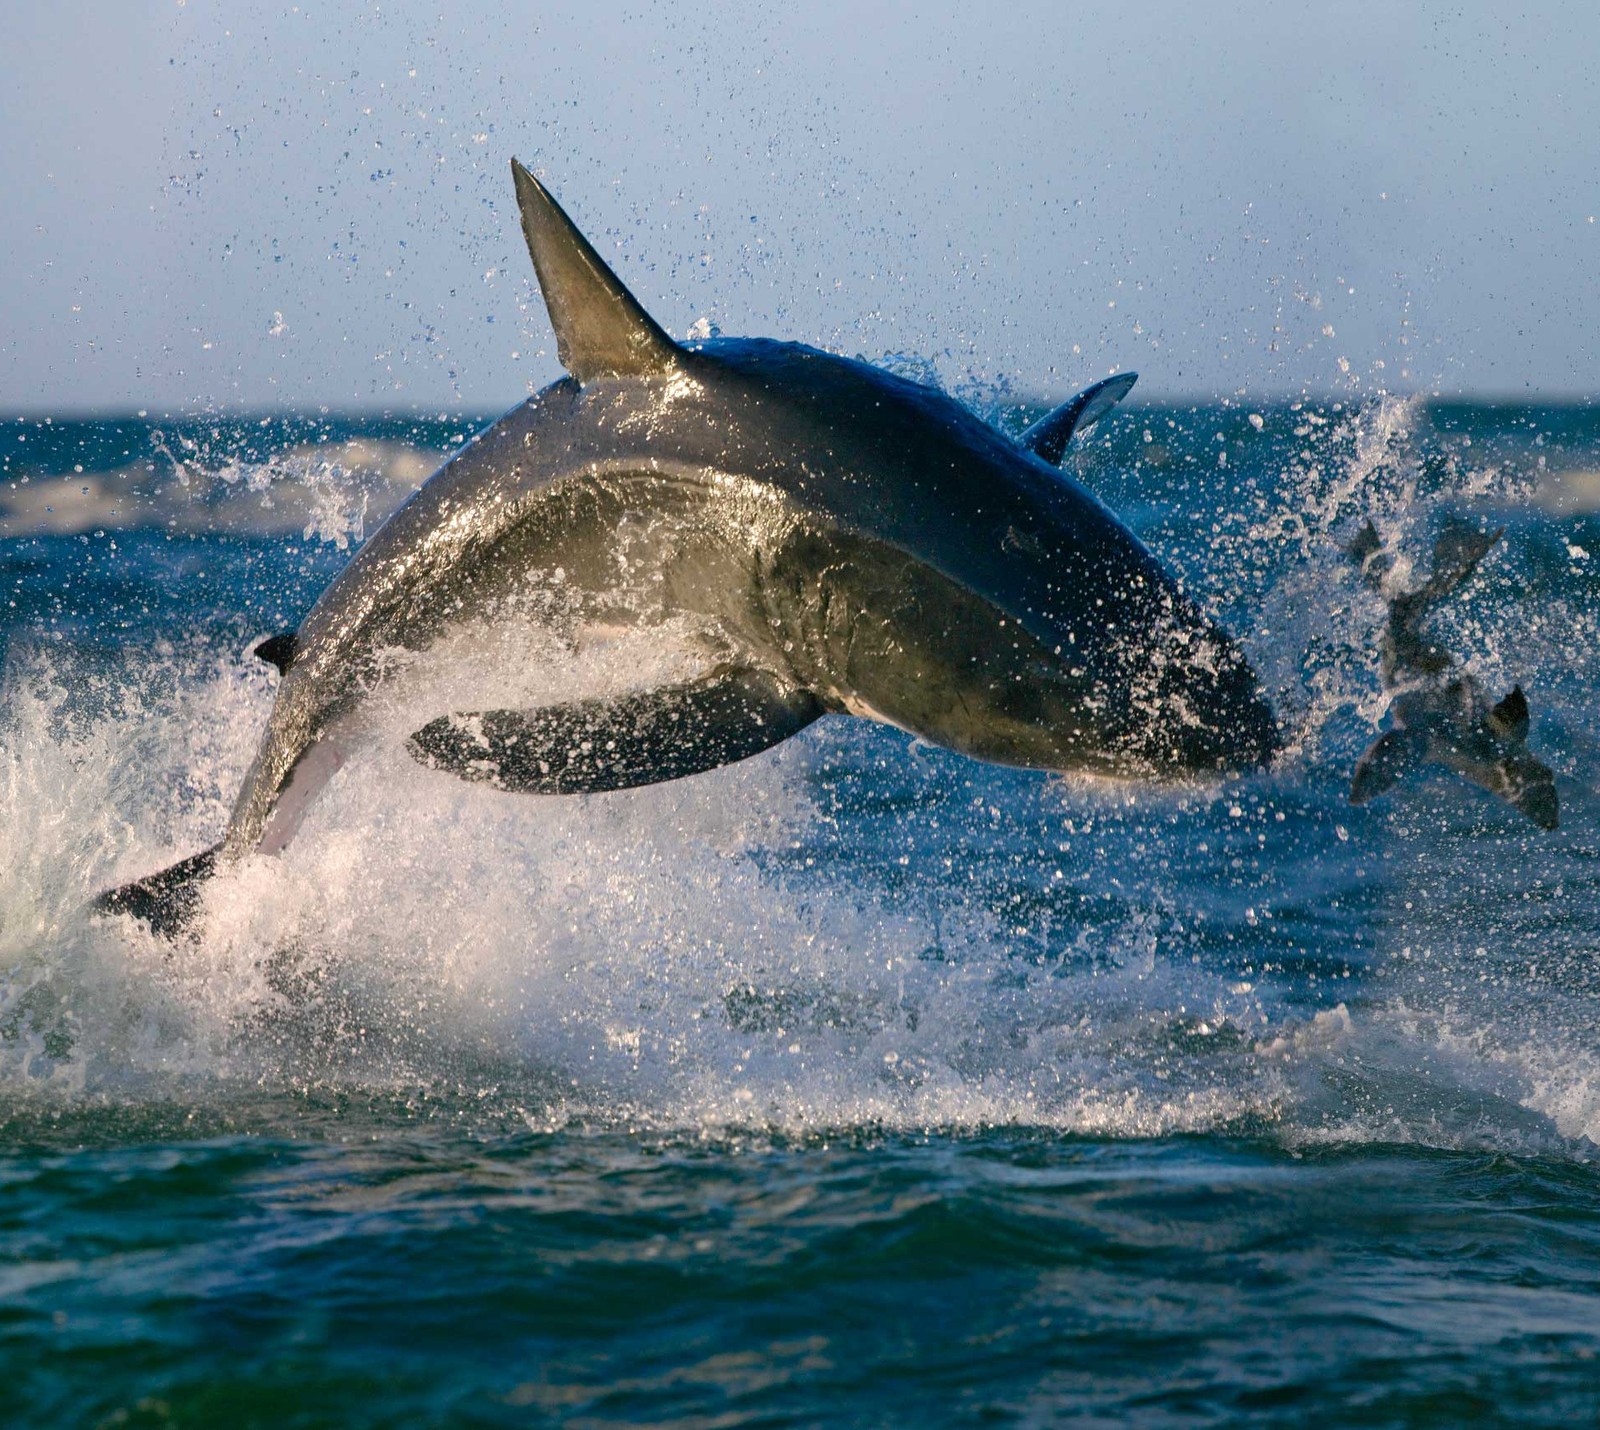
(3, 390), (1596, 424)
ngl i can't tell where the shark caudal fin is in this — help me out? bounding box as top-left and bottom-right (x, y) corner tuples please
(510, 159), (681, 383)
(92, 845), (222, 939)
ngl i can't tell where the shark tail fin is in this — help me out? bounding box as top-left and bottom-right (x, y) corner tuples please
(92, 845), (222, 939)
(510, 159), (681, 384)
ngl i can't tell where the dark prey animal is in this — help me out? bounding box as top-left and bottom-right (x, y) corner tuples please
(1348, 517), (1557, 828)
(97, 159), (1279, 934)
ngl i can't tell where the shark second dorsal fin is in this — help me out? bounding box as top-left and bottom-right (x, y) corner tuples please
(1020, 373), (1138, 466)
(511, 159), (680, 383)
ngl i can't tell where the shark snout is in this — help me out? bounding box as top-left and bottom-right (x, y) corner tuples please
(1125, 634), (1280, 776)
(1183, 657), (1280, 772)
(1191, 677), (1280, 772)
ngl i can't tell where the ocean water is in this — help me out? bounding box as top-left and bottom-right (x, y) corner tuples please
(3, 396), (1600, 1425)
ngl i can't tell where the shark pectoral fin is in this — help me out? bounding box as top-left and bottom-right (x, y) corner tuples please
(510, 159), (681, 383)
(406, 667), (824, 794)
(1488, 684), (1531, 744)
(92, 844), (222, 939)
(1349, 727), (1424, 805)
(1019, 372), (1138, 465)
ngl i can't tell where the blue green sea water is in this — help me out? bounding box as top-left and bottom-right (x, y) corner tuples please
(3, 396), (1600, 1424)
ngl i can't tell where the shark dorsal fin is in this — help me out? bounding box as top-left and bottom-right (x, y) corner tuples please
(511, 159), (679, 383)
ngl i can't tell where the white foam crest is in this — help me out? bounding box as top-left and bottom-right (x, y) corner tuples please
(1247, 1002), (1566, 1154)
(0, 640), (273, 1092)
(1524, 1054), (1600, 1145)
(0, 632), (1316, 1137)
(164, 731), (1290, 1135)
(1363, 923), (1600, 1152)
(1437, 1021), (1600, 1148)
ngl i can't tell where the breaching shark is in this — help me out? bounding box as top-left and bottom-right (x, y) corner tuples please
(1347, 517), (1557, 828)
(97, 159), (1279, 934)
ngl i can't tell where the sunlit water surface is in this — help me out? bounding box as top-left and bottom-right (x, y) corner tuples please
(3, 399), (1599, 1424)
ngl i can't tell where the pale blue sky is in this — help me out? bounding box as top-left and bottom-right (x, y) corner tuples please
(3, 1), (1597, 411)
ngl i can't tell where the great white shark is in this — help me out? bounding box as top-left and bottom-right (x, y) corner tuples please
(98, 159), (1281, 933)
